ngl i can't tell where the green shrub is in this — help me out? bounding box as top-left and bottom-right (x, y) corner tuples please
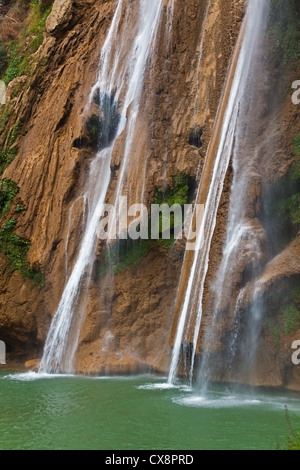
(291, 133), (300, 180)
(279, 408), (300, 450)
(87, 91), (120, 149)
(15, 204), (24, 213)
(0, 175), (44, 286)
(155, 174), (189, 207)
(265, 317), (281, 348)
(282, 430), (300, 450)
(271, 133), (300, 245)
(269, 0), (300, 65)
(282, 304), (300, 335)
(3, 42), (23, 84)
(86, 115), (102, 147)
(154, 174), (189, 239)
(0, 120), (22, 173)
(0, 40), (8, 74)
(100, 239), (153, 276)
(291, 286), (300, 300)
(278, 134), (300, 226)
(2, 1), (53, 84)
(0, 178), (19, 215)
(0, 218), (44, 286)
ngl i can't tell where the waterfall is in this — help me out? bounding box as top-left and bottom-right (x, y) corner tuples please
(168, 0), (270, 386)
(39, 0), (165, 373)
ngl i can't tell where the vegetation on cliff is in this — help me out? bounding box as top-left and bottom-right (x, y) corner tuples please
(269, 0), (300, 66)
(264, 278), (300, 350)
(97, 174), (190, 276)
(0, 178), (44, 286)
(0, 0), (53, 81)
(271, 133), (300, 241)
(0, 1), (51, 286)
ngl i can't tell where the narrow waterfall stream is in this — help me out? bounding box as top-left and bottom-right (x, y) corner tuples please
(197, 3), (272, 390)
(39, 0), (166, 373)
(168, 0), (270, 386)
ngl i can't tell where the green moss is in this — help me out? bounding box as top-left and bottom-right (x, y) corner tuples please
(0, 218), (45, 286)
(98, 174), (191, 276)
(155, 174), (189, 207)
(265, 317), (281, 348)
(86, 91), (120, 149)
(3, 43), (23, 84)
(0, 103), (11, 136)
(0, 178), (19, 215)
(0, 120), (22, 173)
(270, 132), (300, 250)
(156, 237), (175, 250)
(279, 409), (300, 450)
(99, 240), (153, 277)
(86, 115), (101, 147)
(291, 286), (300, 300)
(282, 304), (300, 335)
(154, 174), (189, 238)
(269, 0), (300, 66)
(0, 39), (8, 75)
(282, 429), (300, 450)
(291, 133), (300, 179)
(15, 204), (24, 213)
(0, 177), (44, 286)
(276, 194), (300, 226)
(2, 1), (53, 84)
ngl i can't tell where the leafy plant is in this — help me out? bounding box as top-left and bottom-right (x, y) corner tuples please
(282, 304), (300, 335)
(0, 39), (8, 74)
(155, 174), (189, 207)
(291, 133), (300, 180)
(0, 178), (19, 215)
(87, 91), (120, 149)
(265, 317), (281, 348)
(100, 239), (153, 277)
(0, 218), (44, 286)
(268, 132), (300, 254)
(15, 204), (24, 213)
(86, 115), (101, 147)
(0, 174), (44, 286)
(154, 174), (189, 239)
(269, 0), (300, 65)
(0, 120), (22, 173)
(3, 42), (23, 84)
(2, 1), (53, 84)
(279, 407), (300, 450)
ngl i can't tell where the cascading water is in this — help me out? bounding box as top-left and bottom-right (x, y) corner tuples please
(168, 0), (270, 386)
(39, 0), (166, 373)
(197, 0), (271, 388)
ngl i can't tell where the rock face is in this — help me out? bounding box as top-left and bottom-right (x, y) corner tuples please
(195, 13), (300, 390)
(46, 0), (73, 34)
(0, 0), (299, 390)
(0, 81), (5, 105)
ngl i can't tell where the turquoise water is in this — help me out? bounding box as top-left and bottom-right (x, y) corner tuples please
(0, 371), (299, 450)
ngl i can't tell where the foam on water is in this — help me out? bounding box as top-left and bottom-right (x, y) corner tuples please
(2, 372), (75, 382)
(173, 391), (300, 411)
(137, 382), (192, 392)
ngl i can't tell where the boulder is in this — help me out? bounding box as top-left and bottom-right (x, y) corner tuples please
(24, 359), (41, 372)
(46, 0), (73, 34)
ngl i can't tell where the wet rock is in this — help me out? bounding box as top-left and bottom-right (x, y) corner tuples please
(24, 359), (41, 372)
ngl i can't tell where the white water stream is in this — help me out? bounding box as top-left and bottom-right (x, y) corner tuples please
(39, 0), (167, 373)
(168, 0), (270, 385)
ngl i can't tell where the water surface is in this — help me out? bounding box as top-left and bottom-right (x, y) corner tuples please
(0, 371), (299, 450)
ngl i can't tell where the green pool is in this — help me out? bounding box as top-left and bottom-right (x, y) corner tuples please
(0, 371), (299, 450)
